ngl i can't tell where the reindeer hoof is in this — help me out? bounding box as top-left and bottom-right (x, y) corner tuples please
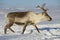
(37, 30), (40, 33)
(21, 32), (24, 34)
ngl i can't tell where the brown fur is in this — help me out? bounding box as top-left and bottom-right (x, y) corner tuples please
(7, 12), (28, 18)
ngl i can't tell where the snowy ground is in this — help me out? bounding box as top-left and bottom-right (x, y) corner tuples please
(0, 6), (60, 40)
(0, 24), (60, 40)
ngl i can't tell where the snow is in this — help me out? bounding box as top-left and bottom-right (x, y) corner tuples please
(0, 24), (60, 40)
(0, 6), (60, 40)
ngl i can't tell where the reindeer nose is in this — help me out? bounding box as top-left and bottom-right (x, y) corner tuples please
(49, 18), (52, 21)
(50, 18), (52, 20)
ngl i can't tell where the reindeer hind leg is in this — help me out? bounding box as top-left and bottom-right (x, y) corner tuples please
(4, 22), (15, 34)
(9, 27), (15, 33)
(4, 26), (7, 34)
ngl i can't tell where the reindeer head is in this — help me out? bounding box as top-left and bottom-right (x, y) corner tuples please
(36, 3), (52, 21)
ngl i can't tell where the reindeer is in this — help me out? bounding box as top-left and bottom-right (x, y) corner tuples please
(4, 3), (52, 34)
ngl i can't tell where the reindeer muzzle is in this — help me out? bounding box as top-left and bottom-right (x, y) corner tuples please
(49, 18), (52, 21)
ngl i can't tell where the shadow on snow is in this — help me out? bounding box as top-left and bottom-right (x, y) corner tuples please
(31, 27), (60, 36)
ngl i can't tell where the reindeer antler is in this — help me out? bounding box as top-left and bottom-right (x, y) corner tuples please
(36, 3), (45, 8)
(41, 3), (46, 8)
(36, 3), (48, 11)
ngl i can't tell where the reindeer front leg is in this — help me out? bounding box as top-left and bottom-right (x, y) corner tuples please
(22, 23), (28, 34)
(32, 23), (40, 33)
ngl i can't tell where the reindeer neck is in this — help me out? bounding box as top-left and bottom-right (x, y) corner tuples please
(33, 13), (43, 23)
